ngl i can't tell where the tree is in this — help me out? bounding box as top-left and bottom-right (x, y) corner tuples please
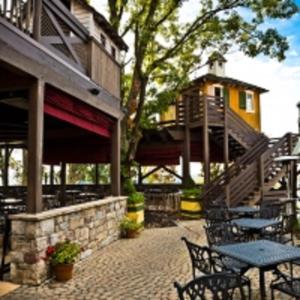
(106, 0), (298, 174)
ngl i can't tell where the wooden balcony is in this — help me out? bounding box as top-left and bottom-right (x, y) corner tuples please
(0, 0), (121, 99)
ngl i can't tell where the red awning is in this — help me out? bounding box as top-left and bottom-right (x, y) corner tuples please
(136, 144), (181, 165)
(44, 86), (114, 138)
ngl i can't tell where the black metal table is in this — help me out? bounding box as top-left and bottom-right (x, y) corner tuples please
(228, 206), (260, 218)
(213, 240), (300, 299)
(231, 217), (280, 239)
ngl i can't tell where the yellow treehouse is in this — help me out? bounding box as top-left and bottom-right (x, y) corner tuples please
(161, 52), (268, 132)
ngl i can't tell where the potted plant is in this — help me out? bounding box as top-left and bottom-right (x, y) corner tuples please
(180, 187), (203, 219)
(120, 217), (142, 238)
(127, 191), (145, 227)
(45, 240), (81, 282)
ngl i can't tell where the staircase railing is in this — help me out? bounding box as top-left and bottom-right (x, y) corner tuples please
(201, 134), (269, 207)
(207, 133), (297, 208)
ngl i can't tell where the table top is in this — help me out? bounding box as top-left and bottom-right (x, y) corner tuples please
(0, 198), (23, 204)
(231, 218), (280, 230)
(228, 206), (260, 214)
(65, 190), (81, 194)
(213, 240), (300, 268)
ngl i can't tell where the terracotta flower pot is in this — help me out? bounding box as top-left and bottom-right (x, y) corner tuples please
(126, 229), (140, 238)
(52, 263), (74, 282)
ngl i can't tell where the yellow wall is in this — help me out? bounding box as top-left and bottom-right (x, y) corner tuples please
(203, 82), (261, 131)
(160, 82), (262, 132)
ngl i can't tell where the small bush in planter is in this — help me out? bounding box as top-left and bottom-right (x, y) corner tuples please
(120, 217), (142, 238)
(128, 192), (144, 205)
(181, 188), (202, 200)
(45, 240), (81, 282)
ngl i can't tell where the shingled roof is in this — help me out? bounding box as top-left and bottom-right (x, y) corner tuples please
(184, 73), (268, 93)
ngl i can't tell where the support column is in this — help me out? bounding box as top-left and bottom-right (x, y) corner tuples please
(111, 119), (121, 196)
(138, 164), (142, 185)
(224, 104), (229, 205)
(33, 0), (42, 42)
(95, 164), (99, 186)
(183, 97), (191, 187)
(3, 146), (9, 193)
(27, 79), (44, 213)
(203, 96), (210, 186)
(50, 165), (54, 186)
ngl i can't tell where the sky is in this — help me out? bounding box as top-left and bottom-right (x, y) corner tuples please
(91, 0), (300, 138)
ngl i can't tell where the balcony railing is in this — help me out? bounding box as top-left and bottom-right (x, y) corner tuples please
(0, 0), (121, 98)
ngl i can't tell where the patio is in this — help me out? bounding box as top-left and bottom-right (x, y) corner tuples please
(1, 220), (297, 299)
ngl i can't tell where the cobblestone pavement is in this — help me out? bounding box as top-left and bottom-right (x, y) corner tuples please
(2, 220), (297, 299)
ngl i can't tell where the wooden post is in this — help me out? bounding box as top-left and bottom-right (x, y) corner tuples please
(138, 164), (142, 185)
(59, 162), (66, 204)
(27, 79), (44, 213)
(111, 119), (121, 196)
(223, 104), (229, 205)
(95, 164), (99, 185)
(258, 154), (264, 201)
(50, 165), (54, 186)
(3, 146), (9, 194)
(33, 0), (42, 42)
(203, 96), (210, 185)
(183, 97), (191, 187)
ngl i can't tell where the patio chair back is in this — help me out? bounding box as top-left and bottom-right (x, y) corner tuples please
(181, 237), (214, 277)
(174, 273), (248, 300)
(259, 204), (281, 219)
(205, 222), (246, 247)
(204, 207), (229, 226)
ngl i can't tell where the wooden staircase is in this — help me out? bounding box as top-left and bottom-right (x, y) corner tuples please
(201, 132), (298, 208)
(177, 93), (298, 208)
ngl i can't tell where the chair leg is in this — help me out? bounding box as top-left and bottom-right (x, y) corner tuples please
(271, 288), (274, 300)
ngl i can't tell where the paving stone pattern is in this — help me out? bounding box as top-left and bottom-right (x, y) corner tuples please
(2, 220), (297, 299)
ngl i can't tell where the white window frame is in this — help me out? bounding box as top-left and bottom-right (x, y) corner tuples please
(245, 91), (255, 113)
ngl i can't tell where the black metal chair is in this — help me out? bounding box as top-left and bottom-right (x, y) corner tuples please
(182, 236), (249, 277)
(261, 214), (294, 245)
(174, 272), (251, 300)
(205, 222), (248, 246)
(181, 237), (214, 278)
(204, 224), (249, 274)
(204, 207), (230, 227)
(259, 203), (281, 219)
(270, 269), (300, 300)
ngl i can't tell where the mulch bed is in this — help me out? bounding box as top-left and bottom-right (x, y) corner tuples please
(144, 210), (179, 228)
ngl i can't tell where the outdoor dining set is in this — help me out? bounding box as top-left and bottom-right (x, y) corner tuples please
(174, 199), (300, 299)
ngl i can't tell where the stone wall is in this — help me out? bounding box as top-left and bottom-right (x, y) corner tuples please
(9, 196), (127, 285)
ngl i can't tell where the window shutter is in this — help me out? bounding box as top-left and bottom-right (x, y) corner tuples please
(223, 88), (229, 107)
(239, 91), (246, 109)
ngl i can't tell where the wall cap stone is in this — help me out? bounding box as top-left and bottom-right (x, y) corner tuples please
(9, 196), (127, 222)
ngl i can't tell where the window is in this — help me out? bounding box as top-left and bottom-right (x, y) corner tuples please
(239, 91), (255, 112)
(100, 34), (106, 47)
(246, 91), (254, 112)
(111, 46), (116, 59)
(212, 85), (230, 107)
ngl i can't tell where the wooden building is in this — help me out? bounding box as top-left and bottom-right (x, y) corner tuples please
(0, 0), (129, 285)
(137, 53), (298, 207)
(0, 0), (128, 213)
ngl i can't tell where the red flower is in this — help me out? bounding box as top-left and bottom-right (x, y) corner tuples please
(46, 246), (55, 257)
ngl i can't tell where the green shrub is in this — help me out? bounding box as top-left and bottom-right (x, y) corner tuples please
(181, 188), (202, 199)
(46, 240), (81, 266)
(123, 179), (136, 195)
(128, 192), (144, 205)
(120, 217), (142, 231)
